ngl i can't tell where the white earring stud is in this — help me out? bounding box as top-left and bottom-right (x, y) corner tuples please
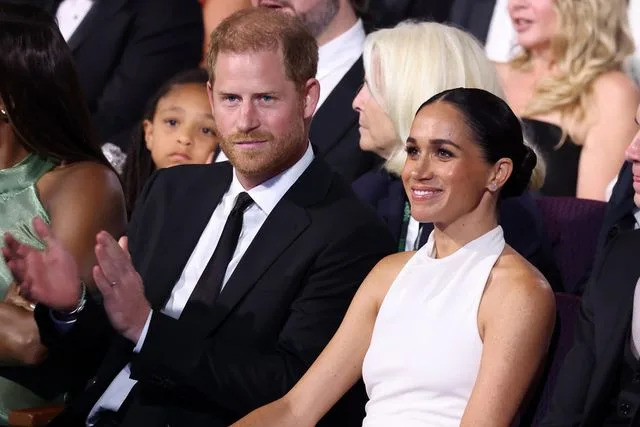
(489, 183), (498, 192)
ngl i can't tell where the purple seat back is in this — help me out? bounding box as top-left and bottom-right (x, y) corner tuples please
(526, 292), (582, 425)
(535, 197), (606, 294)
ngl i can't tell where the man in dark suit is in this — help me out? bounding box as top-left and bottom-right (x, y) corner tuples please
(27, 0), (203, 150)
(252, 0), (381, 182)
(4, 8), (393, 426)
(448, 0), (497, 44)
(542, 115), (640, 425)
(365, 0), (452, 30)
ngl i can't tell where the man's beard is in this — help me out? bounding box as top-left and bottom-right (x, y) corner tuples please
(299, 0), (339, 39)
(218, 119), (306, 180)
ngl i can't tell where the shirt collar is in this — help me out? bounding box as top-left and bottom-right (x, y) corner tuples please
(317, 19), (365, 79)
(634, 208), (640, 229)
(227, 143), (314, 215)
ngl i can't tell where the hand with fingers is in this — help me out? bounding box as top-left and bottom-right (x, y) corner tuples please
(2, 217), (83, 312)
(93, 232), (151, 343)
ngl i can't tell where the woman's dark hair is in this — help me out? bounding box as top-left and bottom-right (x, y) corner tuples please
(417, 87), (537, 199)
(0, 3), (110, 167)
(122, 68), (210, 217)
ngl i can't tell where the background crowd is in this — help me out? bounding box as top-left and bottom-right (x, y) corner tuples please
(0, 0), (639, 426)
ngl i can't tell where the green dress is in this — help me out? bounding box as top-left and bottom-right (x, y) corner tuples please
(0, 153), (63, 425)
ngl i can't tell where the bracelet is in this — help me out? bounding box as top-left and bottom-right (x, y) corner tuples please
(51, 281), (87, 323)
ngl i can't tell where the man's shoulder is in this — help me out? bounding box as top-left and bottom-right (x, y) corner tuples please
(296, 160), (392, 236)
(143, 162), (232, 202)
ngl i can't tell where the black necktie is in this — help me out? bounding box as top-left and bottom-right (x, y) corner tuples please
(183, 192), (254, 316)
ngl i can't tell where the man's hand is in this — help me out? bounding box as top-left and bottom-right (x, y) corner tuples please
(93, 232), (150, 343)
(2, 217), (82, 311)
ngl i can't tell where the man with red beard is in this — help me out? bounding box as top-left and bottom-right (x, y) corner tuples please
(3, 8), (393, 427)
(250, 0), (382, 182)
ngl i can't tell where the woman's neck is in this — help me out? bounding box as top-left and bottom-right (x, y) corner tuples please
(526, 45), (556, 76)
(0, 126), (29, 169)
(431, 201), (499, 259)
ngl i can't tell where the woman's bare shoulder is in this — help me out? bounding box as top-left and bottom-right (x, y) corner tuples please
(483, 246), (555, 316)
(590, 70), (640, 106)
(39, 161), (123, 216)
(362, 251), (416, 305)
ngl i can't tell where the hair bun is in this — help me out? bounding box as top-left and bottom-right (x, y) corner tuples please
(501, 145), (537, 199)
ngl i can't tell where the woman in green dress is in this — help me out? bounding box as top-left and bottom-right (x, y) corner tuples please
(0, 3), (126, 423)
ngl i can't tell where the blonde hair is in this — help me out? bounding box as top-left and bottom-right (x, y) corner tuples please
(363, 21), (545, 189)
(512, 0), (634, 124)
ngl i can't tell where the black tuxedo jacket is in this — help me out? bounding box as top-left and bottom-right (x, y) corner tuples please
(352, 169), (561, 288)
(448, 0), (497, 43)
(542, 229), (640, 426)
(38, 159), (394, 426)
(364, 0), (452, 30)
(33, 0), (203, 148)
(542, 163), (639, 426)
(310, 57), (383, 182)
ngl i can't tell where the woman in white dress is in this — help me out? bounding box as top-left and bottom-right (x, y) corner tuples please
(232, 88), (556, 426)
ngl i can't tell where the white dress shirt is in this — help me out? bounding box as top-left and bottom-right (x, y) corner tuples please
(315, 19), (365, 110)
(55, 0), (94, 41)
(404, 217), (423, 251)
(87, 144), (315, 425)
(485, 0), (640, 82)
(484, 0), (516, 63)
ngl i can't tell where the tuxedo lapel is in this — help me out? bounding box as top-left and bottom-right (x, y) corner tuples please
(205, 160), (332, 333)
(144, 165), (233, 308)
(67, 0), (129, 52)
(310, 57), (363, 156)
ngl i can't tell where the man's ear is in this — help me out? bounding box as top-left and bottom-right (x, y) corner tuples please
(143, 120), (154, 150)
(487, 158), (513, 192)
(302, 78), (320, 119)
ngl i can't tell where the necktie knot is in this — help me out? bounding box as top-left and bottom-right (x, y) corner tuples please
(232, 192), (253, 215)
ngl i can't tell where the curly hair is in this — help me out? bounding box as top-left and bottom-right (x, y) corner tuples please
(511, 0), (634, 125)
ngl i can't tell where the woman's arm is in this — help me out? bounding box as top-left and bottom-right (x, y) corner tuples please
(0, 162), (126, 363)
(461, 250), (556, 427)
(577, 71), (640, 200)
(233, 253), (410, 426)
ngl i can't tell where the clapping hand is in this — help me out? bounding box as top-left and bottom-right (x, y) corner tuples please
(2, 217), (82, 312)
(92, 232), (150, 343)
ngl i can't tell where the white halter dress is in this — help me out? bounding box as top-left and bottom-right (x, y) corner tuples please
(361, 226), (505, 426)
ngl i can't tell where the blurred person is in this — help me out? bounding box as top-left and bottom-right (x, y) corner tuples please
(496, 0), (640, 200)
(233, 88), (555, 427)
(202, 0), (251, 58)
(351, 21), (560, 289)
(252, 0), (382, 182)
(0, 3), (125, 423)
(4, 8), (393, 426)
(25, 0), (204, 151)
(122, 68), (218, 216)
(542, 102), (640, 426)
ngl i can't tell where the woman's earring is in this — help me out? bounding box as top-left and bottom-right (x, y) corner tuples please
(0, 108), (8, 123)
(489, 182), (498, 192)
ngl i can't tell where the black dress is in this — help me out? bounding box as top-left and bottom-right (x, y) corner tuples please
(522, 118), (582, 197)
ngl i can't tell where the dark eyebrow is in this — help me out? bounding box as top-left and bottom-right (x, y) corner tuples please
(405, 136), (462, 150)
(430, 138), (462, 150)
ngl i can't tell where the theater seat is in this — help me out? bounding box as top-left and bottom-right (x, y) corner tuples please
(535, 196), (607, 294)
(519, 292), (582, 426)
